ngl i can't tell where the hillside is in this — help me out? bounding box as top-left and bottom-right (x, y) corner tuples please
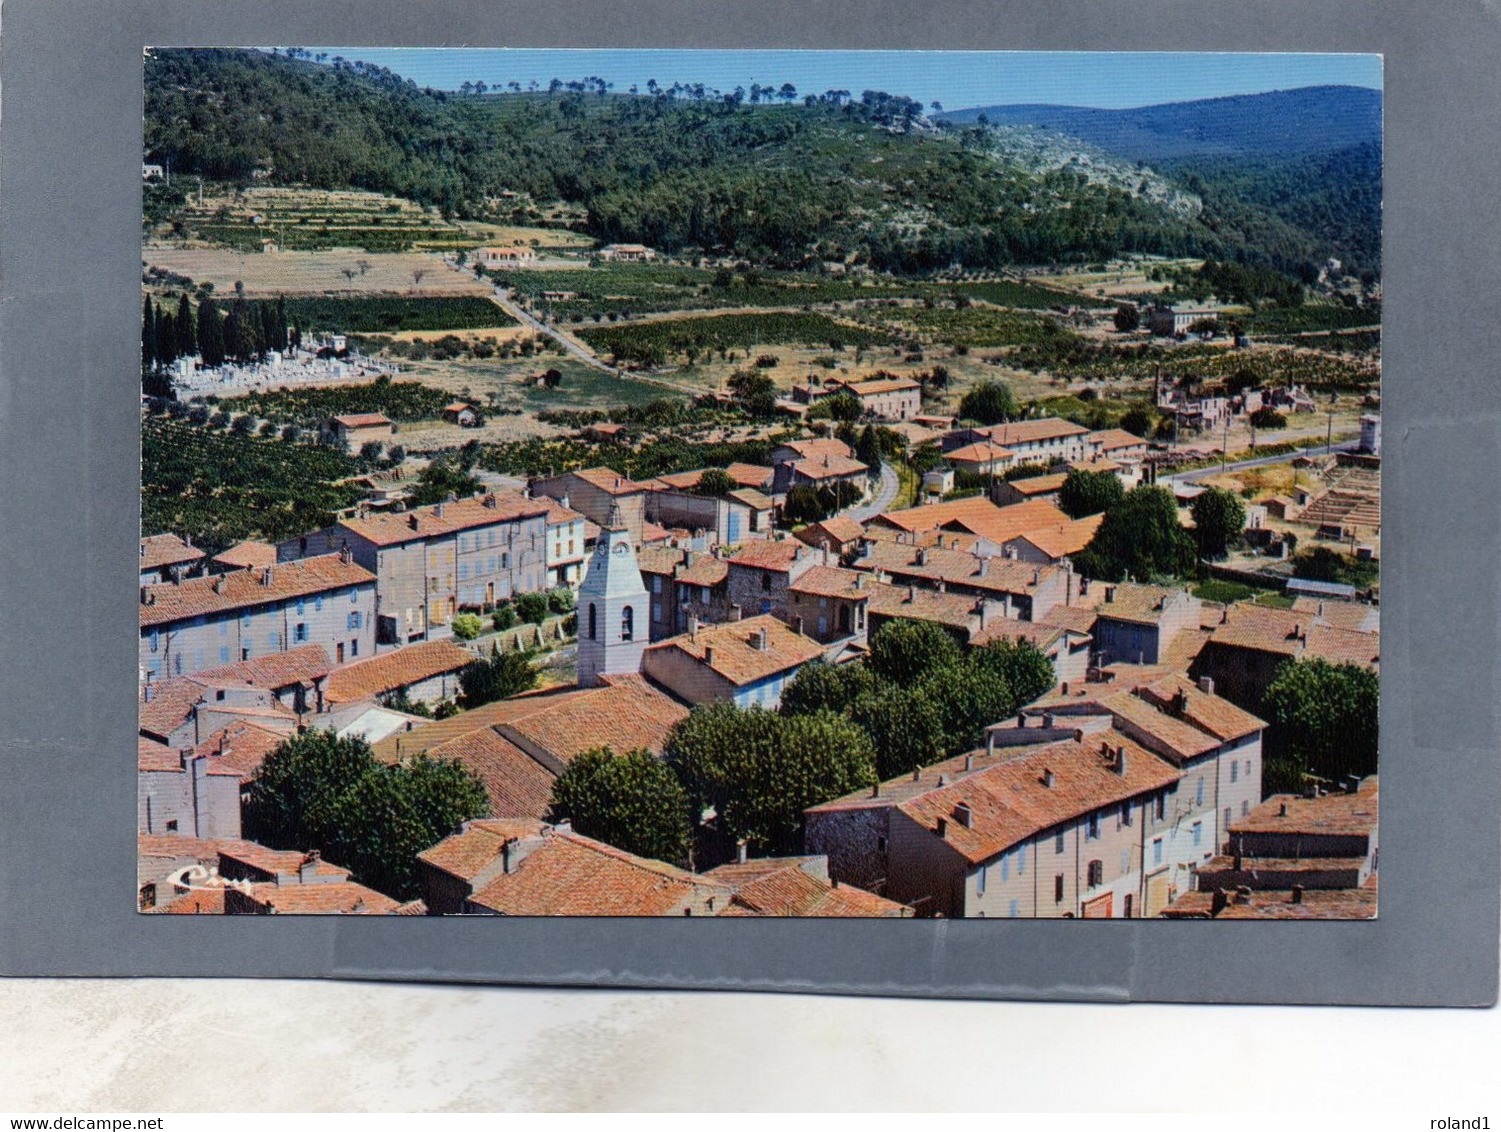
(940, 86), (1382, 161)
(145, 49), (1374, 275)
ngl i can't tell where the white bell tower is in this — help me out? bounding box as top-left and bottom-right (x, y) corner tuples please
(576, 505), (649, 687)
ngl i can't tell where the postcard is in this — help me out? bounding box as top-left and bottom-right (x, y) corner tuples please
(137, 48), (1381, 920)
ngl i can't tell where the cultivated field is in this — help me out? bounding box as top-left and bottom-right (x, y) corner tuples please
(142, 248), (493, 298)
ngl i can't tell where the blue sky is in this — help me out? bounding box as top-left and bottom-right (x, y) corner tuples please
(287, 49), (1381, 111)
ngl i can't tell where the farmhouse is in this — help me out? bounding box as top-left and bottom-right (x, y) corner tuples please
(325, 412), (394, 454)
(832, 377), (922, 421)
(442, 401), (481, 427)
(990, 471), (1068, 508)
(597, 243), (656, 262)
(474, 245), (538, 268)
(943, 418), (1090, 465)
(1148, 306), (1219, 336)
(140, 533), (206, 585)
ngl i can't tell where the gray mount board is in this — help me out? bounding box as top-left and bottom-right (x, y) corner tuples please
(1, 0), (1495, 1005)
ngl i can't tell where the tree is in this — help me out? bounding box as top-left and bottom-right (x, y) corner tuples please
(958, 380), (1019, 425)
(515, 591), (549, 623)
(855, 424), (883, 474)
(406, 456), (481, 507)
(548, 747), (692, 865)
(1058, 468), (1125, 519)
(450, 612), (483, 640)
(1250, 407), (1287, 429)
(665, 704), (876, 859)
(1119, 405), (1156, 438)
(142, 297), (157, 371)
(693, 468), (735, 497)
(1261, 658), (1379, 793)
(968, 638), (1057, 712)
(1189, 487), (1247, 560)
(457, 645), (537, 708)
(867, 620), (961, 686)
(779, 659), (878, 718)
(175, 293), (196, 358)
(244, 730), (487, 900)
(1113, 303), (1140, 332)
(1072, 484), (1196, 583)
(849, 685), (947, 778)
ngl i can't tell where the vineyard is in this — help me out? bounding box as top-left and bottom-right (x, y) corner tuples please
(221, 378), (451, 429)
(867, 306), (1085, 349)
(285, 296), (514, 334)
(481, 433), (777, 482)
(577, 312), (892, 366)
(1243, 301), (1379, 335)
(142, 417), (362, 548)
(1007, 340), (1380, 390)
(949, 279), (1113, 309)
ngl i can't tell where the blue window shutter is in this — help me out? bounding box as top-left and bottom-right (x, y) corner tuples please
(315, 596), (323, 612)
(219, 646), (229, 664)
(1017, 844), (1027, 874)
(1008, 899), (1019, 919)
(1000, 855), (1010, 882)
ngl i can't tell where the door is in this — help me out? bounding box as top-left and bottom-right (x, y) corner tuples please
(1145, 869), (1172, 917)
(486, 581), (495, 606)
(336, 642), (345, 663)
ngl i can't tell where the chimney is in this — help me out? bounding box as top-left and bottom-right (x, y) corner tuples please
(408, 514), (420, 530)
(871, 782), (881, 799)
(298, 851), (320, 883)
(953, 802), (973, 828)
(1041, 768), (1055, 788)
(937, 774), (949, 787)
(140, 543), (146, 559)
(1104, 585), (1116, 603)
(1032, 568), (1040, 585)
(794, 616), (804, 636)
(561, 494), (570, 510)
(963, 752), (973, 771)
(261, 566), (274, 586)
(1073, 728), (1084, 743)
(977, 557), (988, 577)
(1279, 801), (1288, 817)
(1114, 745), (1127, 777)
(911, 767), (922, 783)
(916, 547), (927, 566)
(484, 493), (498, 509)
(434, 502), (445, 518)
(736, 840), (749, 865)
(140, 587), (153, 605)
(1211, 888), (1229, 916)
(143, 684), (154, 703)
(1061, 681), (1070, 695)
(339, 546), (352, 565)
(935, 817), (948, 839)
(1042, 712), (1055, 729)
(1291, 885), (1305, 905)
(906, 584), (916, 604)
(688, 616), (700, 639)
(1234, 885), (1252, 905)
(703, 645), (716, 668)
(1198, 675), (1214, 695)
(753, 627), (768, 651)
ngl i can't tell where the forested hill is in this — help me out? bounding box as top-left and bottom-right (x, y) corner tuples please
(940, 86), (1382, 161)
(145, 49), (1373, 275)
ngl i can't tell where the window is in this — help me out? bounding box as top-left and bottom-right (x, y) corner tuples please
(1017, 844), (1027, 875)
(1152, 838), (1163, 866)
(165, 820), (178, 833)
(458, 563), (469, 581)
(1054, 874), (1065, 903)
(350, 589), (358, 604)
(1195, 777), (1205, 807)
(701, 587), (710, 604)
(1155, 794), (1166, 821)
(219, 646), (230, 665)
(269, 632), (280, 651)
(587, 604), (597, 640)
(295, 623), (308, 643)
(347, 611), (362, 630)
(1008, 899), (1020, 919)
(1087, 860), (1103, 888)
(1055, 830), (1066, 854)
(761, 572), (772, 592)
(489, 530), (498, 548)
(350, 639), (359, 657)
(1120, 849), (1130, 874)
(976, 864), (987, 896)
(315, 595), (323, 612)
(1230, 760), (1239, 784)
(1224, 807), (1232, 833)
(1120, 801), (1132, 827)
(621, 605), (634, 641)
(148, 630), (159, 653)
(1192, 821), (1203, 848)
(1242, 800), (1250, 817)
(652, 601), (662, 623)
(173, 654), (182, 675)
(296, 597), (305, 615)
(219, 620), (227, 636)
(1085, 813), (1100, 840)
(651, 576), (663, 594)
(1000, 855), (1010, 882)
(1123, 894), (1134, 919)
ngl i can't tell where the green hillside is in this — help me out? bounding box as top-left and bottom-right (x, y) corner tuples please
(145, 48), (1374, 277)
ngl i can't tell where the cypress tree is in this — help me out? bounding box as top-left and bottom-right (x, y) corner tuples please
(223, 302), (243, 362)
(276, 296), (289, 351)
(155, 311), (177, 368)
(175, 293), (195, 358)
(197, 297), (225, 367)
(142, 296), (157, 370)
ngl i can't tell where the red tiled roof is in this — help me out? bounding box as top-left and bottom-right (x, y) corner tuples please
(776, 438), (854, 462)
(323, 640), (475, 705)
(466, 831), (731, 916)
(791, 565), (870, 600)
(788, 454), (869, 481)
(874, 498), (1069, 546)
(331, 413), (393, 429)
(138, 735), (181, 773)
(424, 728), (558, 820)
(417, 818), (550, 880)
(337, 492), (550, 548)
(565, 467), (646, 496)
(725, 463), (775, 489)
(1007, 515), (1104, 560)
(1135, 675), (1265, 741)
(704, 858), (912, 917)
(864, 581), (979, 632)
(728, 538), (808, 572)
(1004, 472), (1069, 496)
(1162, 882), (1377, 920)
(1085, 428), (1147, 453)
(138, 679), (213, 740)
(211, 540), (277, 570)
(140, 554), (374, 628)
(944, 440), (1017, 465)
(189, 720), (289, 782)
(839, 377), (920, 396)
(1231, 780), (1378, 838)
(964, 417), (1090, 445)
(152, 889), (229, 915)
(644, 615), (824, 687)
(797, 516), (865, 546)
(219, 845), (351, 882)
(231, 881), (400, 915)
(192, 644), (334, 691)
(140, 533), (206, 572)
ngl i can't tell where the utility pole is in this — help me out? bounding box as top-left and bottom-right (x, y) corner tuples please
(1221, 411), (1229, 472)
(1326, 408), (1334, 455)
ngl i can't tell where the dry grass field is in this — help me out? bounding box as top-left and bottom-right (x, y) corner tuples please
(142, 249), (492, 299)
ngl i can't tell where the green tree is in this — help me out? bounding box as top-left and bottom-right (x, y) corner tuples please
(693, 468), (735, 497)
(196, 297), (225, 368)
(1189, 487), (1247, 560)
(958, 380), (1019, 425)
(450, 612), (483, 640)
(457, 645), (537, 708)
(665, 704), (875, 859)
(1113, 303), (1140, 332)
(176, 293), (196, 358)
(1073, 484), (1196, 583)
(244, 730), (488, 901)
(407, 456), (482, 507)
(515, 591), (549, 623)
(968, 638), (1057, 712)
(867, 619), (961, 686)
(779, 658), (877, 717)
(1261, 658), (1379, 793)
(142, 297), (158, 371)
(855, 424), (884, 474)
(1250, 407), (1287, 429)
(1119, 405), (1156, 438)
(548, 746), (692, 865)
(1058, 468), (1125, 518)
(849, 685), (947, 778)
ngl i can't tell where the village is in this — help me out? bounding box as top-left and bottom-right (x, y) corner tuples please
(139, 219), (1380, 918)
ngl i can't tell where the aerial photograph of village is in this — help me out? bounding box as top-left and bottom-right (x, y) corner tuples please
(137, 48), (1380, 919)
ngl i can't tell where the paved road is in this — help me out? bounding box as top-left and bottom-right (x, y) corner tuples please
(846, 462), (901, 522)
(1163, 440), (1360, 484)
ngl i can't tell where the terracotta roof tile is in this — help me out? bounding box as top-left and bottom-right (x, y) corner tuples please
(874, 498), (1069, 546)
(791, 565), (870, 600)
(1162, 883), (1377, 919)
(1003, 472), (1069, 495)
(864, 581), (979, 631)
(424, 728), (558, 819)
(138, 735), (183, 773)
(323, 640), (475, 705)
(704, 858), (912, 917)
(727, 539), (808, 572)
(853, 539), (1065, 598)
(467, 831), (731, 916)
(839, 377), (921, 396)
(1231, 780), (1378, 839)
(962, 417), (1089, 445)
(211, 540), (277, 570)
(417, 818), (549, 880)
(189, 720), (289, 782)
(727, 487), (774, 510)
(566, 467), (646, 496)
(776, 438), (853, 461)
(725, 463), (775, 489)
(1084, 428), (1147, 453)
(788, 454), (869, 481)
(231, 881), (400, 915)
(138, 679), (213, 740)
(1088, 582), (1197, 627)
(644, 615), (824, 687)
(1136, 675), (1265, 741)
(152, 889), (229, 915)
(337, 491), (550, 548)
(1008, 515), (1104, 559)
(140, 533), (206, 572)
(944, 440), (1017, 464)
(140, 555), (374, 628)
(191, 644), (335, 691)
(332, 413), (393, 429)
(797, 516), (865, 546)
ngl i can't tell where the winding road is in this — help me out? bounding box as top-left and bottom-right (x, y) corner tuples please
(846, 462), (901, 522)
(1163, 440), (1360, 484)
